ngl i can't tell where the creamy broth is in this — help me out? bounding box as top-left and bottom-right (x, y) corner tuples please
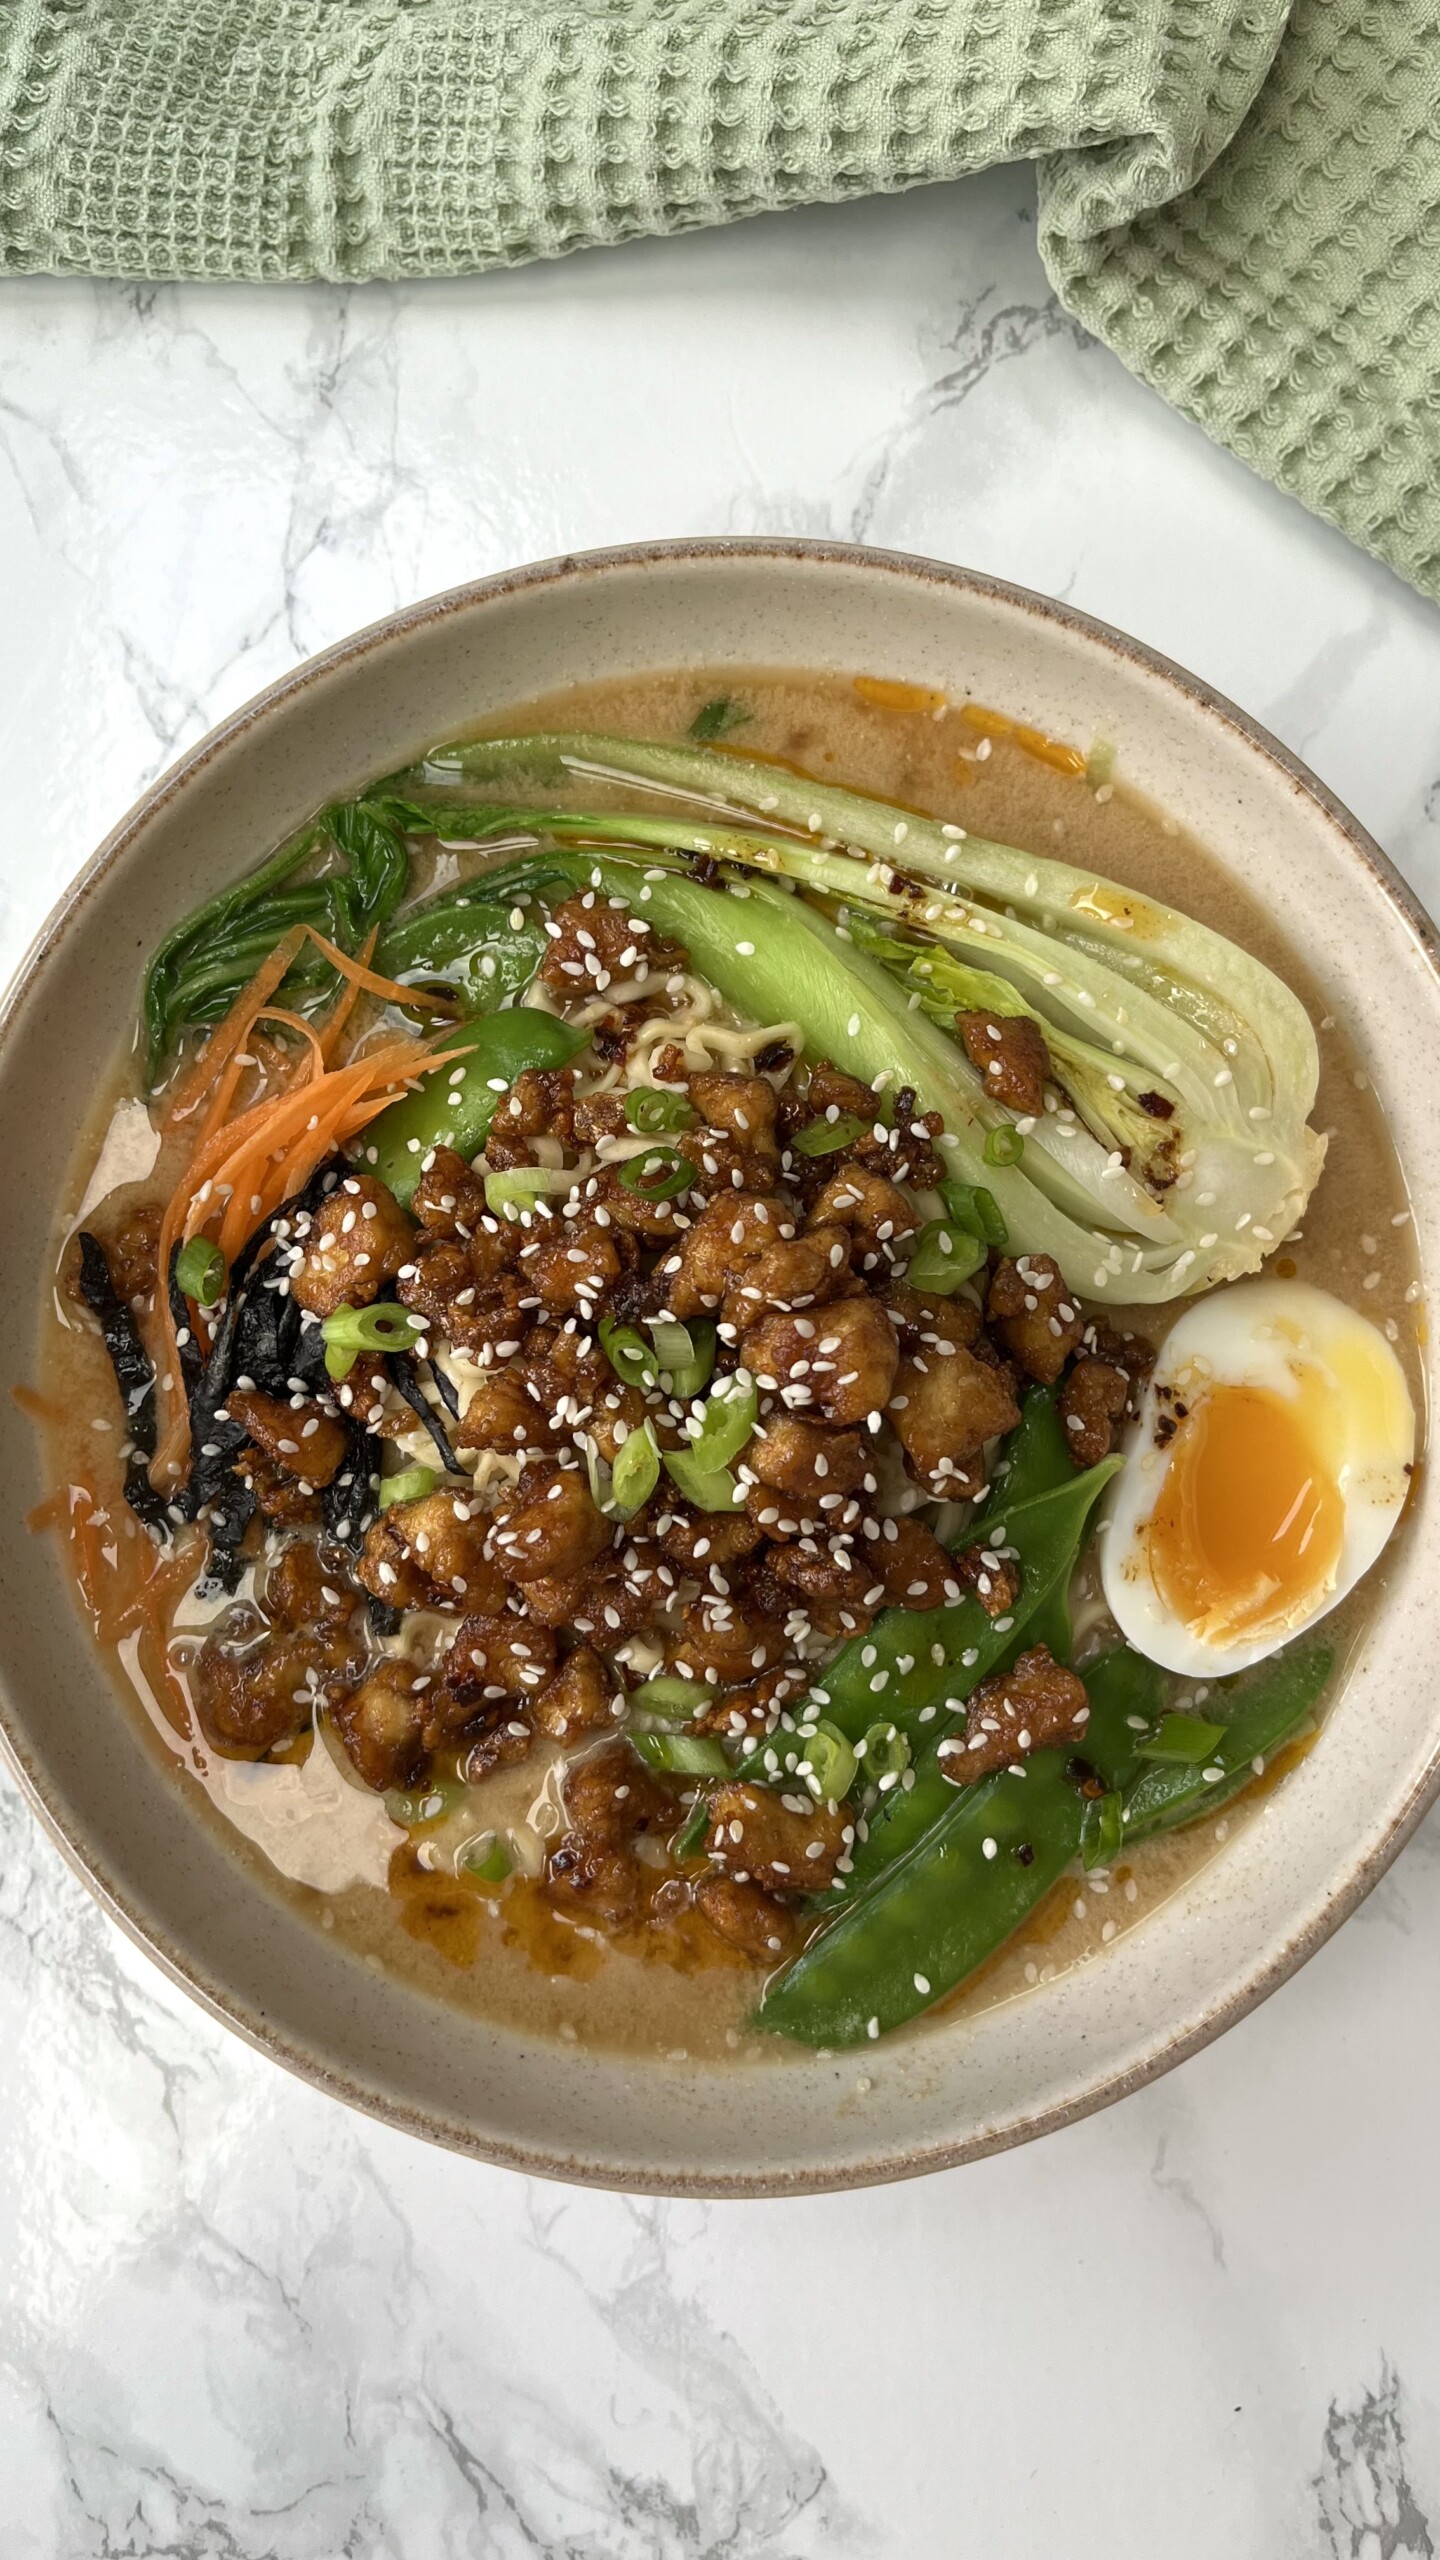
(36, 667), (1424, 2062)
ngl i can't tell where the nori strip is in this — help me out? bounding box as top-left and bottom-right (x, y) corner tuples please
(388, 1351), (459, 1474)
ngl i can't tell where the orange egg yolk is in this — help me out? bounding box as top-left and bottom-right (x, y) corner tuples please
(1146, 1383), (1346, 1644)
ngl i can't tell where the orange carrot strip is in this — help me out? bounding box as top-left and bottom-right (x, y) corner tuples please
(162, 925), (310, 1133)
(25, 1491), (66, 1532)
(12, 1382), (64, 1425)
(300, 925), (459, 1015)
(320, 927), (378, 1064)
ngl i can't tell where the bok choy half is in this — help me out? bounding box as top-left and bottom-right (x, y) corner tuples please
(376, 729), (1325, 1305)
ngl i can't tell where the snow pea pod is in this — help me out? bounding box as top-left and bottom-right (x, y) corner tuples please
(374, 896), (549, 1009)
(975, 1383), (1073, 1517)
(1121, 1642), (1333, 1841)
(758, 1648), (1159, 2047)
(362, 1011), (588, 1205)
(811, 1456), (1120, 1746)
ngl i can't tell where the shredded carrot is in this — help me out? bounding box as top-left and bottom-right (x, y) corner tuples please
(163, 925), (310, 1134)
(151, 1020), (468, 1481)
(98, 1533), (203, 1647)
(25, 1490), (66, 1533)
(301, 926), (459, 1016)
(11, 1382), (63, 1425)
(320, 927), (378, 1065)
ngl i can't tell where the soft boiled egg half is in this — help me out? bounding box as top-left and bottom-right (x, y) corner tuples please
(1101, 1279), (1417, 1678)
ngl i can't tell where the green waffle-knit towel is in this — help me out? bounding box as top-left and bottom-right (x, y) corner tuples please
(2, 0), (1438, 598)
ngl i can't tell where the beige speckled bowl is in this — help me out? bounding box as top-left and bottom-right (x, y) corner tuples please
(1, 539), (1436, 2194)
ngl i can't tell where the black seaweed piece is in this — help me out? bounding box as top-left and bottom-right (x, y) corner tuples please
(321, 1416), (382, 1553)
(388, 1351), (460, 1473)
(123, 1460), (175, 1542)
(165, 1244), (205, 1402)
(366, 1594), (402, 1639)
(75, 1232), (157, 1456)
(425, 1354), (461, 1419)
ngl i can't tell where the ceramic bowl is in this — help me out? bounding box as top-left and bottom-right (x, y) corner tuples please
(1, 539), (1435, 2195)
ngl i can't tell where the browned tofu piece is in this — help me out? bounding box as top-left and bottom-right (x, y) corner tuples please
(720, 1226), (855, 1328)
(547, 1738), (678, 1922)
(888, 1344), (1021, 1496)
(693, 1872), (796, 1960)
(866, 1514), (959, 1610)
(356, 1489), (508, 1615)
(518, 1217), (628, 1316)
(288, 1175), (415, 1317)
(956, 1010), (1051, 1116)
(411, 1145), (489, 1239)
(740, 1296), (900, 1427)
(192, 1633), (355, 1760)
(227, 1388), (348, 1488)
(1058, 1357), (1130, 1467)
(938, 1644), (1089, 1783)
(659, 1193), (792, 1317)
(439, 1612), (558, 1706)
(262, 1539), (357, 1635)
(488, 1465), (614, 1585)
(538, 892), (683, 995)
(704, 1781), (849, 1887)
(986, 1254), (1085, 1386)
(530, 1645), (624, 1740)
(455, 1371), (555, 1459)
(331, 1658), (428, 1791)
(806, 1167), (917, 1268)
(746, 1415), (868, 1502)
(688, 1071), (779, 1148)
(396, 1243), (530, 1362)
(666, 1598), (789, 1685)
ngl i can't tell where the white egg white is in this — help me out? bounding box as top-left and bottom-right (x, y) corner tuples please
(1100, 1279), (1416, 1677)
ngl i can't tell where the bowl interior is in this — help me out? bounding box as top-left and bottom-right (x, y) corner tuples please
(2, 542), (1436, 2193)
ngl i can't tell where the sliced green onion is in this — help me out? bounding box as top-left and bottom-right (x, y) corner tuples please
(610, 1422), (661, 1518)
(673, 1794), (714, 1856)
(939, 1177), (1008, 1247)
(1137, 1712), (1227, 1765)
(662, 1450), (746, 1510)
(599, 1317), (660, 1391)
(321, 1300), (426, 1380)
(626, 1086), (697, 1134)
(685, 1371), (758, 1471)
(649, 1316), (716, 1398)
(631, 1732), (733, 1776)
(983, 1124), (1026, 1169)
(378, 1464), (438, 1510)
(798, 1719), (857, 1804)
(462, 1833), (513, 1882)
(628, 1675), (713, 1722)
(618, 1143), (693, 1201)
(858, 1720), (911, 1784)
(792, 1110), (869, 1157)
(483, 1166), (575, 1219)
(1081, 1790), (1125, 1870)
(904, 1219), (988, 1296)
(174, 1236), (226, 1306)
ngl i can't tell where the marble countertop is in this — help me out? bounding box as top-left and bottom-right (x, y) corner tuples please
(3, 167), (1440, 2559)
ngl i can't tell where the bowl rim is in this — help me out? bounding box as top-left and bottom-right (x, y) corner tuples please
(3, 531), (1437, 2197)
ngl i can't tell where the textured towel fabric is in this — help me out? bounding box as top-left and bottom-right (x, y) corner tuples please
(1, 1), (1437, 599)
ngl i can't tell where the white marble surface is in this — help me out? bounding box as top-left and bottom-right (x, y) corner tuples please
(3, 165), (1440, 2557)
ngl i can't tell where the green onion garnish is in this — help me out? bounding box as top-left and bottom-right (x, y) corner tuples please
(983, 1124), (1025, 1169)
(799, 1719), (857, 1804)
(483, 1166), (575, 1219)
(1137, 1713), (1227, 1765)
(630, 1732), (733, 1777)
(904, 1218), (988, 1296)
(792, 1111), (869, 1157)
(599, 1317), (661, 1392)
(628, 1674), (713, 1722)
(609, 1422), (661, 1518)
(859, 1720), (911, 1784)
(626, 1086), (697, 1134)
(378, 1464), (438, 1510)
(321, 1300), (426, 1380)
(174, 1236), (226, 1307)
(648, 1316), (716, 1399)
(1081, 1790), (1125, 1869)
(672, 1794), (714, 1856)
(661, 1449), (746, 1511)
(462, 1833), (513, 1883)
(939, 1177), (1008, 1246)
(683, 1371), (758, 1472)
(618, 1143), (693, 1202)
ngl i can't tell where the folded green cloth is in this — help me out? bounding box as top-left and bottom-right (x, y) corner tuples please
(3, 0), (1437, 599)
